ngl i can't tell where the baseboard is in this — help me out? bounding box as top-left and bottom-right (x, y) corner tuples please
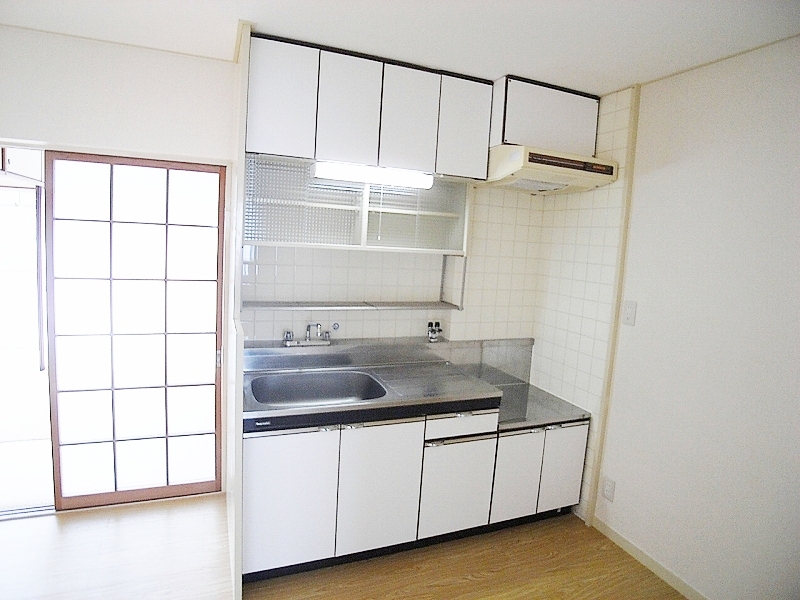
(592, 518), (708, 600)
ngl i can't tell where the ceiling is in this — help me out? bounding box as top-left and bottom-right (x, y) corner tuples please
(1, 0), (798, 96)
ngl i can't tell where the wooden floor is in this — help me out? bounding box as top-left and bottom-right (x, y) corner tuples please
(0, 492), (231, 600)
(244, 514), (685, 600)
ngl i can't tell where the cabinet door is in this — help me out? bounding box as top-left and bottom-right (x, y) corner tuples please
(336, 419), (425, 556)
(417, 435), (496, 539)
(489, 429), (545, 524)
(378, 65), (440, 172)
(436, 76), (492, 179)
(504, 78), (599, 156)
(242, 428), (340, 573)
(537, 422), (589, 513)
(246, 38), (320, 158)
(3, 148), (43, 181)
(316, 51), (383, 166)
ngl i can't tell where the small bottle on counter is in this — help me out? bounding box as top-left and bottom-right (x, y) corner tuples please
(427, 321), (442, 343)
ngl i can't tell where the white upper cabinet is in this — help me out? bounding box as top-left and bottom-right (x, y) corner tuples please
(246, 38), (320, 159)
(436, 76), (493, 179)
(378, 65), (441, 173)
(491, 76), (599, 157)
(3, 147), (44, 182)
(246, 36), (495, 181)
(316, 51), (383, 166)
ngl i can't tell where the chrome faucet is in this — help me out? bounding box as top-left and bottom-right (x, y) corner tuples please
(283, 323), (331, 347)
(306, 323), (322, 341)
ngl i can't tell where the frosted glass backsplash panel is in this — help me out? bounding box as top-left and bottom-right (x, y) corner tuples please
(245, 154), (362, 245)
(245, 154), (467, 251)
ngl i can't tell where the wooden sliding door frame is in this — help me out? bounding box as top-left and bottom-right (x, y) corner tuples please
(45, 151), (225, 510)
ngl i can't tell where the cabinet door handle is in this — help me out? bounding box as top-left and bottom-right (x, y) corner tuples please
(427, 433), (497, 446)
(499, 428), (543, 437)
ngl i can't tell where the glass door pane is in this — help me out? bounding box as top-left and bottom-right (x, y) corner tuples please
(47, 153), (223, 510)
(0, 186), (54, 515)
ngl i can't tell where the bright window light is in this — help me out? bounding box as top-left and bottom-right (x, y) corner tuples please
(313, 161), (434, 189)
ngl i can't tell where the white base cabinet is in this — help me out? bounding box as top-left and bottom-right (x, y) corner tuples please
(537, 422), (590, 513)
(489, 428), (545, 524)
(417, 434), (497, 538)
(335, 419), (425, 556)
(242, 428), (340, 573)
(241, 410), (589, 574)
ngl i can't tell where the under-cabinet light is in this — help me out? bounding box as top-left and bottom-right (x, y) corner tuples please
(313, 161), (434, 189)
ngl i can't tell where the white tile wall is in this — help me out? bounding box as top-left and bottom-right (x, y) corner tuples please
(239, 246), (448, 340)
(445, 186), (538, 341)
(528, 87), (634, 518)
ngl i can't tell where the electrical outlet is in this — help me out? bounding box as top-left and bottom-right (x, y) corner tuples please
(622, 300), (637, 326)
(602, 478), (616, 502)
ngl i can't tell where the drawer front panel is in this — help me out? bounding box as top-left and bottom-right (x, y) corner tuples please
(424, 410), (498, 440)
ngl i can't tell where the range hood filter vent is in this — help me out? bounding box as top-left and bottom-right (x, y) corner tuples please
(484, 145), (618, 195)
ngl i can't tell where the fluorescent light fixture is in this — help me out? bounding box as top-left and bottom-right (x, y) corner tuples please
(313, 161), (434, 189)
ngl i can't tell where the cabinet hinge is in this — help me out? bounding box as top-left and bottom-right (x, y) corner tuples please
(216, 349), (222, 368)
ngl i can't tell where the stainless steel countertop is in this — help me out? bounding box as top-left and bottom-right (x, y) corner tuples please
(243, 344), (502, 427)
(460, 364), (591, 429)
(242, 343), (588, 431)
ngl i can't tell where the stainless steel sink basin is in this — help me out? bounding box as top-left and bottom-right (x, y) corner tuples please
(250, 371), (387, 408)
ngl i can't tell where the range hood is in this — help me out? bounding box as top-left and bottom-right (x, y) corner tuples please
(485, 145), (618, 195)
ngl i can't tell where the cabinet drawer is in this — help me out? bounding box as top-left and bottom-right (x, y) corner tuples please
(424, 409), (498, 440)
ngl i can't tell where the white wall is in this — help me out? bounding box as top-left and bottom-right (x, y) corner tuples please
(1, 26), (243, 597)
(597, 37), (800, 600)
(0, 25), (238, 163)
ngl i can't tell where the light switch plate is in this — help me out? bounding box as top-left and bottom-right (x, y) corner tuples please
(602, 478), (616, 502)
(622, 300), (637, 326)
